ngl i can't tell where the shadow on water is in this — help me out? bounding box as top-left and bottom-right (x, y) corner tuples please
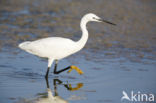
(14, 77), (83, 103)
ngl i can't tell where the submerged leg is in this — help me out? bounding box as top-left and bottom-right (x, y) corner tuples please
(45, 76), (50, 88)
(45, 67), (50, 78)
(53, 79), (63, 96)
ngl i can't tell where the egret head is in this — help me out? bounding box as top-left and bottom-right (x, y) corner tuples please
(83, 13), (116, 25)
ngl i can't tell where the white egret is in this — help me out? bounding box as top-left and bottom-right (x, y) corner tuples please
(19, 13), (116, 78)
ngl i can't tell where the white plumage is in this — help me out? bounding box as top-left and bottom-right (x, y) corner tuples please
(19, 13), (115, 77)
(19, 37), (77, 59)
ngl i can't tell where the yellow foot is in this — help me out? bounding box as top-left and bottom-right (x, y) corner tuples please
(68, 83), (83, 91)
(67, 65), (84, 75)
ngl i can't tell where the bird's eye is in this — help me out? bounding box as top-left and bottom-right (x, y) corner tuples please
(93, 17), (96, 19)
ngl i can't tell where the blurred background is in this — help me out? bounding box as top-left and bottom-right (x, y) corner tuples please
(0, 0), (155, 52)
(0, 0), (156, 103)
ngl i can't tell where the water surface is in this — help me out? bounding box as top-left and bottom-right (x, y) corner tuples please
(0, 0), (156, 103)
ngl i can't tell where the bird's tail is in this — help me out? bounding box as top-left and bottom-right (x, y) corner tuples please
(18, 41), (31, 50)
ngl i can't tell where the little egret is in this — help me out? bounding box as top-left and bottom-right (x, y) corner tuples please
(19, 13), (116, 78)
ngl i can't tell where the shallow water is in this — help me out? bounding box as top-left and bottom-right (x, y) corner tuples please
(0, 0), (156, 103)
(0, 47), (156, 103)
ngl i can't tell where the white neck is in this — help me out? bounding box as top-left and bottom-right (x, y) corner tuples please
(76, 17), (89, 51)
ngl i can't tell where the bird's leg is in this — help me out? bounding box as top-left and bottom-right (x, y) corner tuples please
(45, 59), (54, 78)
(53, 60), (71, 74)
(45, 67), (50, 79)
(53, 60), (83, 75)
(67, 65), (84, 75)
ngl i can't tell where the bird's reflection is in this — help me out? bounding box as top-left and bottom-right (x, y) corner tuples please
(35, 78), (69, 103)
(42, 78), (83, 103)
(15, 78), (83, 103)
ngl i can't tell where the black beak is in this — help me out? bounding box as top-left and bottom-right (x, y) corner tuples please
(99, 19), (116, 26)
